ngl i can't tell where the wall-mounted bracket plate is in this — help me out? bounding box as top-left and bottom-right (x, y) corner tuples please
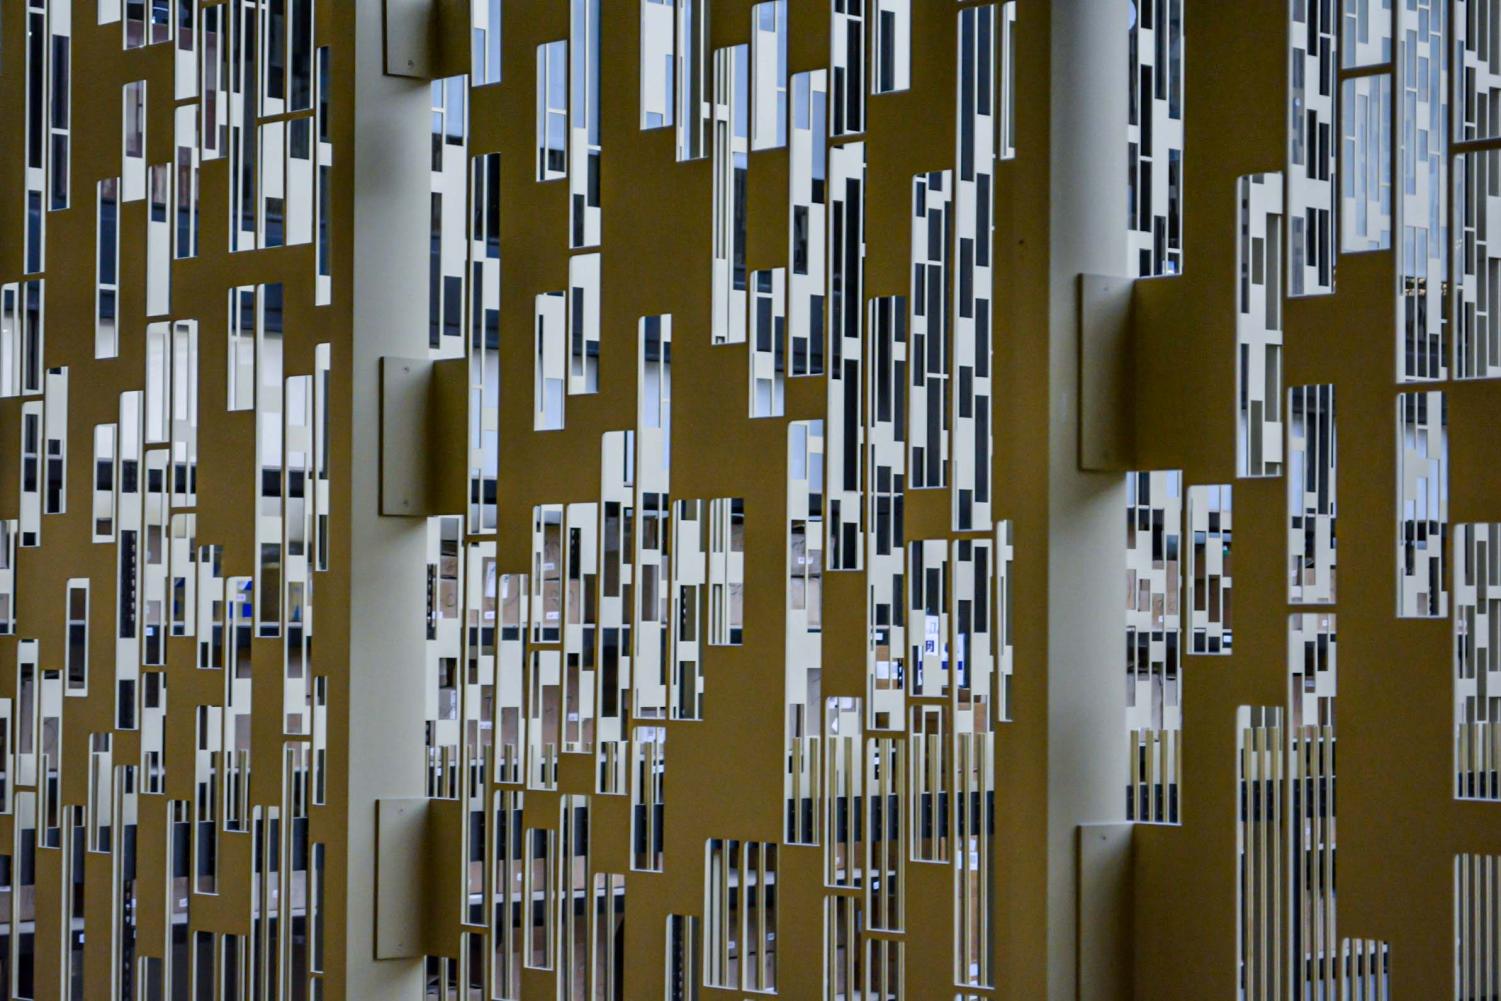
(383, 0), (469, 79)
(1077, 273), (1137, 472)
(380, 356), (467, 517)
(1077, 822), (1134, 999)
(375, 797), (463, 959)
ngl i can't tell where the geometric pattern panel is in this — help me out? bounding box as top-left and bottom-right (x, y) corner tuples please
(5, 1), (1500, 998)
(2, 3), (344, 1000)
(412, 4), (1023, 999)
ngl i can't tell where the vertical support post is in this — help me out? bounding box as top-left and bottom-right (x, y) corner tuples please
(1049, 2), (1134, 999)
(350, 0), (432, 993)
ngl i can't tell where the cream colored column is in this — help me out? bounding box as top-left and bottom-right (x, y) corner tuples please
(348, 2), (433, 997)
(1048, 2), (1133, 998)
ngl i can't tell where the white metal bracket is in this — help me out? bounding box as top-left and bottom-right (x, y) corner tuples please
(380, 356), (466, 517)
(383, 0), (469, 79)
(1077, 273), (1138, 472)
(375, 797), (463, 959)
